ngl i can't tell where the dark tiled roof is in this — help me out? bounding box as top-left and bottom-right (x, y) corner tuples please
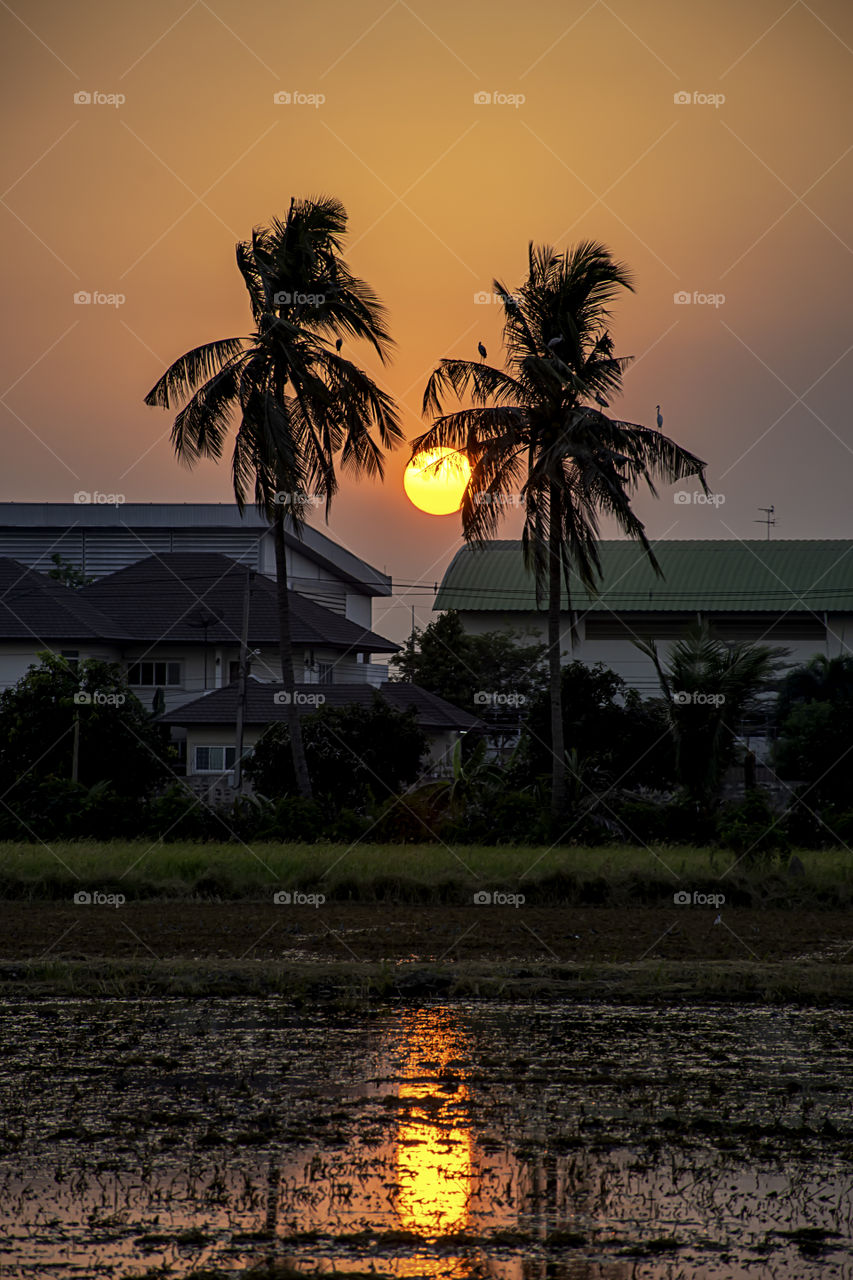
(0, 557), (130, 641)
(162, 678), (481, 731)
(80, 553), (398, 653)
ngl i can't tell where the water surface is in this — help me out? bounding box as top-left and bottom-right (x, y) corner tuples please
(1, 999), (851, 1277)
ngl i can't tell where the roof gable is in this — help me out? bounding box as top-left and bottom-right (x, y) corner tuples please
(162, 677), (480, 731)
(0, 557), (130, 641)
(79, 553), (398, 652)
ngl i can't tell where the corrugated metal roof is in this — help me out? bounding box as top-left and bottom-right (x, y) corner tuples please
(0, 505), (392, 595)
(434, 540), (853, 614)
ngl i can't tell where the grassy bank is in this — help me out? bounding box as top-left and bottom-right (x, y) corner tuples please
(0, 840), (849, 907)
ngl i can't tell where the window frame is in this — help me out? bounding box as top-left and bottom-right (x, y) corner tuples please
(193, 745), (237, 774)
(127, 660), (183, 687)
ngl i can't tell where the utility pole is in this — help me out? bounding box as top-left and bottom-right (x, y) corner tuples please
(71, 710), (80, 783)
(233, 566), (254, 791)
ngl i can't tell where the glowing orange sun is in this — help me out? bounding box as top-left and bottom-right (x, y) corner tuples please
(404, 447), (472, 516)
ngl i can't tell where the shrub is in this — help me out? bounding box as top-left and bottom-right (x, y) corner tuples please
(0, 776), (144, 841)
(614, 794), (706, 845)
(246, 695), (428, 811)
(255, 796), (327, 842)
(716, 789), (787, 859)
(146, 783), (227, 842)
(447, 789), (546, 844)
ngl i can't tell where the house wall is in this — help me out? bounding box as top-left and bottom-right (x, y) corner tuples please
(455, 609), (845, 700)
(182, 722), (461, 780)
(0, 642), (122, 691)
(0, 637), (389, 705)
(184, 726), (263, 777)
(422, 728), (459, 775)
(284, 543), (375, 627)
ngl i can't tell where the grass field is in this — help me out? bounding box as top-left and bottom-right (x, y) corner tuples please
(3, 842), (850, 1003)
(0, 839), (850, 905)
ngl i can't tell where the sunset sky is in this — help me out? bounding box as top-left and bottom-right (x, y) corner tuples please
(1, 0), (851, 641)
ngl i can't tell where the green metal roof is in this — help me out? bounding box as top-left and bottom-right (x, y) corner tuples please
(434, 540), (853, 614)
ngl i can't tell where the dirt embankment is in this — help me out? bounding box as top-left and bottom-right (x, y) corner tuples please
(2, 899), (850, 965)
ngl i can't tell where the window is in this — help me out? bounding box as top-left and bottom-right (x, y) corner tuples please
(194, 745), (236, 773)
(127, 661), (182, 686)
(60, 650), (79, 672)
(317, 661), (334, 685)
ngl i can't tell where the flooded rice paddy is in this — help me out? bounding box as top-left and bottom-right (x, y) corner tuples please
(1, 999), (852, 1278)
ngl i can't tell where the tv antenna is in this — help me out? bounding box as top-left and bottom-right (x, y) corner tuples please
(755, 505), (776, 540)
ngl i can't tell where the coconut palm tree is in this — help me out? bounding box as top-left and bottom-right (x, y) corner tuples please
(414, 240), (708, 823)
(145, 196), (403, 796)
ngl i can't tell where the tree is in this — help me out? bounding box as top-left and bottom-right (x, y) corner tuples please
(413, 241), (707, 825)
(144, 196), (403, 798)
(0, 654), (173, 798)
(776, 653), (853, 724)
(245, 695), (427, 810)
(774, 654), (853, 810)
(638, 624), (787, 812)
(391, 610), (547, 752)
(46, 553), (93, 589)
(520, 660), (674, 794)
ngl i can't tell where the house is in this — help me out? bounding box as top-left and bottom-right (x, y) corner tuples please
(161, 677), (480, 785)
(77, 552), (398, 713)
(0, 548), (477, 783)
(0, 502), (390, 629)
(0, 556), (131, 689)
(436, 539), (853, 700)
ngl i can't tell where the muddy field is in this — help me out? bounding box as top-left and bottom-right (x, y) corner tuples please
(1, 999), (853, 1279)
(4, 901), (853, 965)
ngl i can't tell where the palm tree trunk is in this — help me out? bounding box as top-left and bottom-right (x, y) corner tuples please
(548, 484), (566, 824)
(272, 508), (313, 798)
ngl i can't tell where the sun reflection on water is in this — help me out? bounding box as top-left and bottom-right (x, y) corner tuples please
(393, 1009), (473, 1236)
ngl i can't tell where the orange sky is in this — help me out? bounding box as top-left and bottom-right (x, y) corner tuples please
(1, 0), (852, 640)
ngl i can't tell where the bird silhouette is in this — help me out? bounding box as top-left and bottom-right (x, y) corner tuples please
(335, 337), (343, 352)
(478, 342), (487, 361)
(656, 404), (663, 430)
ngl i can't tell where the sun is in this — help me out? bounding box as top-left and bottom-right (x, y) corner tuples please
(404, 447), (471, 516)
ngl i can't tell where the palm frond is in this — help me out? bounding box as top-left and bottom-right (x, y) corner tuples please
(170, 360), (244, 465)
(422, 359), (525, 417)
(144, 338), (246, 409)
